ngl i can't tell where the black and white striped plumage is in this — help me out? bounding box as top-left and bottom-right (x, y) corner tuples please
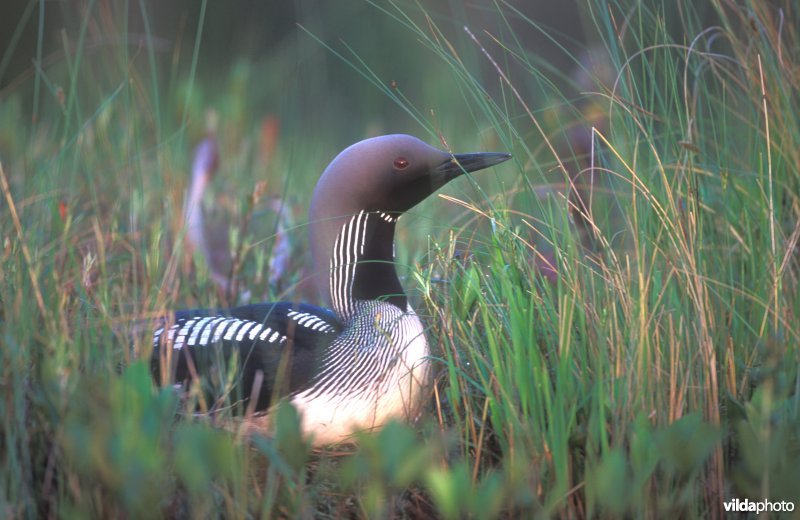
(151, 302), (341, 411)
(151, 134), (510, 445)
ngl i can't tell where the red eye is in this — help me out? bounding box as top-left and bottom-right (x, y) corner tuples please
(393, 157), (409, 170)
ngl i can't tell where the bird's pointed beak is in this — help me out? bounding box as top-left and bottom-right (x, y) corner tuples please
(434, 151), (512, 180)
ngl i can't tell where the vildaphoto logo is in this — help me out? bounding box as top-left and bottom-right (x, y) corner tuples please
(723, 498), (795, 514)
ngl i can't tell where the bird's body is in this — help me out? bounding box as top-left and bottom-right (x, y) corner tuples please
(153, 134), (510, 445)
(271, 300), (427, 444)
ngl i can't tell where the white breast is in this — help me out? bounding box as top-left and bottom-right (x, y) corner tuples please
(288, 303), (430, 445)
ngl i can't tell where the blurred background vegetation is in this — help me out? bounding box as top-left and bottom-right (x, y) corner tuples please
(2, 0), (799, 518)
(1, 0), (589, 151)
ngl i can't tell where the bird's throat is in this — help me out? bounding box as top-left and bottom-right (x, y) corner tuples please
(327, 211), (406, 320)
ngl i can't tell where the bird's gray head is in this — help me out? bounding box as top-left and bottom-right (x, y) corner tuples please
(308, 134), (511, 309)
(310, 134), (510, 226)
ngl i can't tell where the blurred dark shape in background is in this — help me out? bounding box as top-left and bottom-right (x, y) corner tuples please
(1, 0), (584, 110)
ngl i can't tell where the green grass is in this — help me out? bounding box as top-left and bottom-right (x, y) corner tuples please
(2, 0), (799, 517)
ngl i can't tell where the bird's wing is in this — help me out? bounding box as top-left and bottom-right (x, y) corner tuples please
(150, 302), (343, 411)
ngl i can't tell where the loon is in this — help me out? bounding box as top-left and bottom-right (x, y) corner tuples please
(184, 134), (296, 301)
(183, 136), (233, 295)
(151, 134), (511, 445)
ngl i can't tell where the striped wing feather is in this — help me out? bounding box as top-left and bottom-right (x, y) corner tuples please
(151, 302), (343, 411)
